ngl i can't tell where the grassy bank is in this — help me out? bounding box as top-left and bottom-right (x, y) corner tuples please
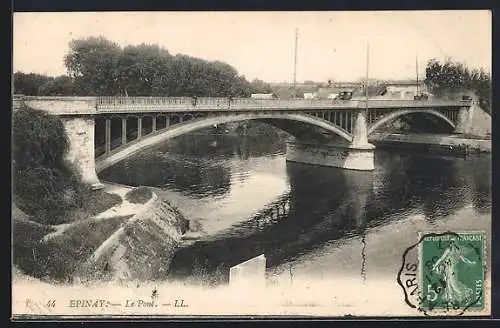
(13, 210), (132, 283)
(12, 189), (127, 283)
(124, 186), (153, 204)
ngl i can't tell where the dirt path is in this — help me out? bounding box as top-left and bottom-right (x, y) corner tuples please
(42, 183), (140, 242)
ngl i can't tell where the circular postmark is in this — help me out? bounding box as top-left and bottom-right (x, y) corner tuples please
(397, 231), (485, 316)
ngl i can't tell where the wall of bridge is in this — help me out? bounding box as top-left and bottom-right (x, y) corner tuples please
(61, 117), (103, 189)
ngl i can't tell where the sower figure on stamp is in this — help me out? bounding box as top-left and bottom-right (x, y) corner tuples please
(432, 239), (476, 306)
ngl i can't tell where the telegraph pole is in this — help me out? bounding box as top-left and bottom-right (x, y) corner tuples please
(293, 28), (298, 98)
(416, 54), (420, 95)
(365, 43), (369, 110)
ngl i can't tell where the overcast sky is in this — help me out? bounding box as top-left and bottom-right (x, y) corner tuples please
(13, 11), (491, 83)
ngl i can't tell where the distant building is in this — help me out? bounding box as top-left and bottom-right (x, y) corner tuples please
(250, 93), (278, 99)
(303, 92), (319, 99)
(384, 80), (428, 99)
(333, 81), (363, 89)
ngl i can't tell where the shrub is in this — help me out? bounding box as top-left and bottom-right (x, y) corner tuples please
(124, 186), (153, 204)
(13, 108), (69, 170)
(13, 215), (130, 282)
(12, 107), (91, 224)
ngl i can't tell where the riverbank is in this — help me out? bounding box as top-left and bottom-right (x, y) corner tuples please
(369, 132), (491, 155)
(13, 182), (188, 284)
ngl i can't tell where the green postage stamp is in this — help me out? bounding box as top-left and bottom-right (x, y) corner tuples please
(419, 231), (486, 312)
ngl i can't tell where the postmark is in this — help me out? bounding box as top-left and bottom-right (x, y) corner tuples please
(397, 231), (487, 316)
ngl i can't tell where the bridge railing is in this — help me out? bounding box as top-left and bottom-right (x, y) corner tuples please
(97, 96), (194, 108)
(15, 95), (471, 114)
(95, 96), (363, 111)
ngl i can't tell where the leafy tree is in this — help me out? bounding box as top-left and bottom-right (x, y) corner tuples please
(38, 76), (76, 96)
(250, 79), (273, 94)
(425, 58), (491, 112)
(13, 72), (54, 95)
(64, 36), (122, 96)
(17, 36), (262, 98)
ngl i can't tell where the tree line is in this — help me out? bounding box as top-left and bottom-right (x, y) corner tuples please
(14, 36), (272, 97)
(424, 58), (491, 113)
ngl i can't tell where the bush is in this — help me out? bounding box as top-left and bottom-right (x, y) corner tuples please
(13, 215), (130, 282)
(12, 107), (91, 224)
(13, 108), (69, 170)
(124, 186), (153, 204)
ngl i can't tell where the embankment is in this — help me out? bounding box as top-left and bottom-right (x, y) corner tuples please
(74, 190), (189, 283)
(13, 185), (189, 284)
(370, 132), (491, 155)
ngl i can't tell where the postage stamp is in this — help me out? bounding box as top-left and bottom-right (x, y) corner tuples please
(11, 10), (491, 320)
(419, 231), (486, 312)
(398, 231), (488, 316)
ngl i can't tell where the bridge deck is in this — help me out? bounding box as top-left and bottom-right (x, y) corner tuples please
(16, 95), (471, 115)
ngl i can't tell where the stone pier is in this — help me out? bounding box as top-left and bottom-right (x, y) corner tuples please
(454, 105), (474, 134)
(61, 117), (104, 190)
(286, 109), (375, 171)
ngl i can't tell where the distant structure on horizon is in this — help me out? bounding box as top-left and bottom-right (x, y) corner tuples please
(382, 80), (430, 100)
(268, 78), (430, 100)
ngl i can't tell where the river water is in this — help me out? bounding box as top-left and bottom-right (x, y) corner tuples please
(100, 129), (491, 300)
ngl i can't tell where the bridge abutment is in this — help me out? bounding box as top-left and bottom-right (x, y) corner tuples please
(62, 117), (104, 190)
(454, 106), (473, 134)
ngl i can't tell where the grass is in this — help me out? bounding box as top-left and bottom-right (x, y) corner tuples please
(124, 186), (153, 204)
(188, 259), (229, 287)
(12, 219), (56, 277)
(15, 190), (123, 225)
(48, 190), (123, 224)
(13, 215), (131, 283)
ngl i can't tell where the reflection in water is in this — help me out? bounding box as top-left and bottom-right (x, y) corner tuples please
(100, 130), (491, 286)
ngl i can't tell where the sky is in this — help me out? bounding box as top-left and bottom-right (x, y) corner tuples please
(13, 11), (491, 83)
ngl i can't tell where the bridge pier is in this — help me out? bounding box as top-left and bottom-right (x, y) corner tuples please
(286, 110), (375, 171)
(347, 109), (375, 170)
(62, 117), (104, 190)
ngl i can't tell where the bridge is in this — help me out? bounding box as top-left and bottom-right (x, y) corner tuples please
(13, 95), (473, 189)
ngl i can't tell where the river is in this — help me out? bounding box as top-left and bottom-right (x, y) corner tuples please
(99, 128), (491, 296)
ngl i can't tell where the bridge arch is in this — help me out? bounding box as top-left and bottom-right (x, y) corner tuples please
(96, 113), (353, 172)
(367, 109), (456, 135)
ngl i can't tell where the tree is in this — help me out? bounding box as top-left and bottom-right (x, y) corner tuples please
(64, 36), (122, 96)
(13, 72), (53, 95)
(250, 79), (273, 94)
(425, 58), (491, 113)
(54, 36), (259, 97)
(38, 76), (76, 96)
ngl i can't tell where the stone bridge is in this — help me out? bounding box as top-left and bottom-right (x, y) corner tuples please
(13, 95), (473, 189)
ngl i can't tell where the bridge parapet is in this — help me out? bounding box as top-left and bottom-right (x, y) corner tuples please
(95, 96), (361, 112)
(13, 95), (471, 115)
(95, 97), (472, 112)
(21, 96), (98, 115)
(356, 99), (472, 109)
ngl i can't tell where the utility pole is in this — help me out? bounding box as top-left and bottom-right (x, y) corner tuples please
(293, 28), (298, 98)
(365, 43), (369, 110)
(416, 54), (420, 95)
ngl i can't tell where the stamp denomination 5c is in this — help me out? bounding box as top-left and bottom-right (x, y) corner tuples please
(419, 231), (485, 312)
